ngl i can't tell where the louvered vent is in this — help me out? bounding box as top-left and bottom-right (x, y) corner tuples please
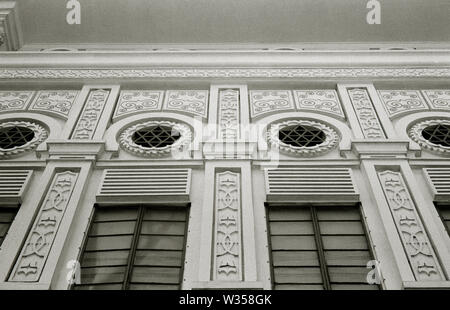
(265, 168), (359, 202)
(97, 169), (191, 203)
(0, 170), (32, 205)
(424, 168), (450, 202)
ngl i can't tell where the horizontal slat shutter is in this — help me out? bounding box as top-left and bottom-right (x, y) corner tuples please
(317, 207), (376, 289)
(268, 206), (379, 290)
(0, 170), (32, 205)
(96, 169), (191, 203)
(437, 206), (450, 235)
(130, 207), (187, 289)
(76, 207), (138, 289)
(268, 206), (323, 290)
(424, 168), (450, 202)
(265, 168), (359, 203)
(0, 207), (18, 247)
(75, 206), (188, 290)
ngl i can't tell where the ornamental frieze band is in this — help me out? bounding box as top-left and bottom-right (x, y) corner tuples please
(1, 68), (450, 79)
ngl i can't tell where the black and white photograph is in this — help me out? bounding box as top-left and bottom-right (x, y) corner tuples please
(0, 0), (449, 303)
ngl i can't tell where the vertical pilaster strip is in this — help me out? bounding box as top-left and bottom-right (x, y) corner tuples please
(197, 162), (216, 282)
(337, 84), (364, 139)
(365, 84), (398, 138)
(71, 89), (110, 140)
(196, 161), (258, 288)
(9, 171), (79, 282)
(91, 86), (120, 140)
(213, 171), (242, 281)
(218, 89), (240, 140)
(347, 88), (386, 139)
(62, 85), (120, 140)
(338, 83), (398, 139)
(240, 163), (257, 282)
(377, 170), (445, 281)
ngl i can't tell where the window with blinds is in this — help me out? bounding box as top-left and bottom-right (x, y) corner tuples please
(0, 207), (18, 247)
(267, 205), (379, 290)
(437, 205), (450, 237)
(74, 205), (188, 290)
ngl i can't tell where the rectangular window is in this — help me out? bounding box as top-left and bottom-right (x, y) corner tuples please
(436, 204), (450, 236)
(74, 205), (188, 290)
(267, 205), (379, 290)
(0, 207), (18, 247)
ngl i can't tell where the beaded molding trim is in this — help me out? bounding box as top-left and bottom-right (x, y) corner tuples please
(0, 121), (48, 158)
(119, 120), (192, 157)
(268, 119), (339, 157)
(409, 119), (450, 156)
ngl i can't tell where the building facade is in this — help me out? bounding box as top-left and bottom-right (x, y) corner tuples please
(0, 1), (450, 290)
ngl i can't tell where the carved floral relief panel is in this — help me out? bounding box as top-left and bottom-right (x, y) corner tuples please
(422, 90), (450, 111)
(113, 90), (164, 120)
(9, 171), (79, 282)
(294, 90), (345, 119)
(378, 90), (429, 118)
(29, 90), (79, 119)
(377, 170), (445, 281)
(249, 90), (294, 118)
(163, 90), (208, 118)
(0, 91), (34, 112)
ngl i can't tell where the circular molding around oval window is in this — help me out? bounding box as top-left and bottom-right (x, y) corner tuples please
(119, 120), (192, 157)
(0, 121), (49, 158)
(268, 119), (339, 157)
(409, 119), (450, 156)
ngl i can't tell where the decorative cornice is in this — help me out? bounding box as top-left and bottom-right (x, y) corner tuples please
(0, 50), (448, 79)
(0, 50), (449, 79)
(0, 1), (22, 51)
(0, 67), (450, 79)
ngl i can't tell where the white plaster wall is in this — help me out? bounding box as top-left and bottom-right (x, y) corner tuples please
(1, 78), (450, 290)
